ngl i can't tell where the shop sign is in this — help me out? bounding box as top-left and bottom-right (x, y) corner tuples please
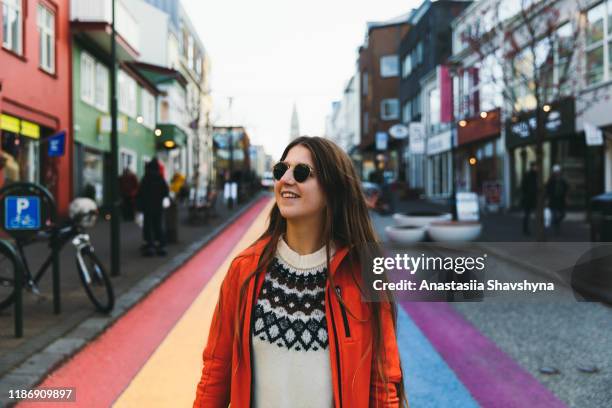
(505, 98), (575, 148)
(99, 116), (128, 133)
(48, 131), (66, 157)
(376, 131), (388, 151)
(483, 181), (502, 205)
(456, 192), (480, 221)
(20, 120), (40, 139)
(427, 130), (452, 156)
(0, 114), (20, 133)
(389, 124), (409, 139)
(408, 122), (425, 154)
(584, 122), (604, 146)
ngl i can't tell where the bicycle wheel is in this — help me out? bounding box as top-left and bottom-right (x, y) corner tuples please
(76, 247), (114, 313)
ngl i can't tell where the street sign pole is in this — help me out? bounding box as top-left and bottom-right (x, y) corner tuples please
(110, 0), (120, 276)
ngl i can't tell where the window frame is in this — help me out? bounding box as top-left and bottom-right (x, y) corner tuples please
(118, 70), (137, 118)
(141, 90), (156, 129)
(380, 98), (400, 121)
(37, 3), (55, 74)
(94, 63), (109, 112)
(2, 0), (23, 55)
(80, 51), (96, 105)
(585, 1), (610, 86)
(380, 54), (400, 78)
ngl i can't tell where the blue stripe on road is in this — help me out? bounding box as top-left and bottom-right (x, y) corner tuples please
(397, 306), (479, 408)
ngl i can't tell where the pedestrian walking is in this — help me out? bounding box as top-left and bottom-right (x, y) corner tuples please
(193, 136), (407, 407)
(546, 164), (568, 235)
(136, 158), (170, 257)
(521, 162), (538, 235)
(119, 167), (139, 221)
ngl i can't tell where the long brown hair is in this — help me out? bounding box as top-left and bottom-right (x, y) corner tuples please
(232, 136), (407, 406)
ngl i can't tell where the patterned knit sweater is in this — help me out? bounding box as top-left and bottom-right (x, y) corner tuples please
(251, 237), (334, 408)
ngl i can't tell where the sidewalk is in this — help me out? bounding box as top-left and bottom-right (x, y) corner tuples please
(0, 192), (268, 381)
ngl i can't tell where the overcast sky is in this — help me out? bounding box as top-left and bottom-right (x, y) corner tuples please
(182, 0), (421, 159)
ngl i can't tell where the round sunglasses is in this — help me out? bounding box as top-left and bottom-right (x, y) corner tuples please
(272, 162), (315, 183)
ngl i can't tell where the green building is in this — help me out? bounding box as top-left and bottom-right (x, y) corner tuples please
(71, 37), (160, 207)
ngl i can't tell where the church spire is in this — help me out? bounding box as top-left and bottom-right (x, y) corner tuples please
(290, 103), (300, 140)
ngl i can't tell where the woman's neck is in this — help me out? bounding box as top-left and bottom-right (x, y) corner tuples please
(285, 217), (325, 255)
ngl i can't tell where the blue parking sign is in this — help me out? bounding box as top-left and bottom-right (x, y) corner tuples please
(5, 196), (41, 230)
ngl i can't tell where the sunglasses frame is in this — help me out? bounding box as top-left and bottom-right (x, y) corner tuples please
(272, 161), (315, 183)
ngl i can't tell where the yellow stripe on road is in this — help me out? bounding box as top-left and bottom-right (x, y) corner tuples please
(113, 199), (273, 407)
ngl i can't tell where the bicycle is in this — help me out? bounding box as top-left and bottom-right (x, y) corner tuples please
(0, 198), (114, 313)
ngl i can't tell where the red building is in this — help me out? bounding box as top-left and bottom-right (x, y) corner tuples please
(0, 0), (72, 215)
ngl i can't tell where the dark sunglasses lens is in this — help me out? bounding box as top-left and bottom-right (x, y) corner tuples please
(273, 162), (288, 180)
(293, 164), (310, 183)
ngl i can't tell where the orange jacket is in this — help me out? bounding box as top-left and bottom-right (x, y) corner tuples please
(193, 237), (403, 408)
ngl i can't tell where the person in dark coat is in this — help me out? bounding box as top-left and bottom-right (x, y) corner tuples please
(521, 162), (538, 235)
(136, 158), (170, 256)
(546, 164), (569, 235)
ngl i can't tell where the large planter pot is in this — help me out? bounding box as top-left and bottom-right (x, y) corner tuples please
(428, 221), (482, 242)
(385, 225), (427, 245)
(392, 211), (452, 227)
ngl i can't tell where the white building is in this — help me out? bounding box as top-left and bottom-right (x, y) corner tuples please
(325, 75), (360, 153)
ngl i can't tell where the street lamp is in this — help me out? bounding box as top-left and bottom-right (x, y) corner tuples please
(110, 0), (120, 276)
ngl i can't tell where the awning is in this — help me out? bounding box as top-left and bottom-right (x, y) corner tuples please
(155, 124), (187, 150)
(0, 114), (41, 139)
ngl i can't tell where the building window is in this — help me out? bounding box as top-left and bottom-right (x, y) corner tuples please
(94, 64), (109, 111)
(411, 93), (422, 119)
(403, 100), (412, 123)
(428, 88), (440, 130)
(380, 55), (399, 78)
(363, 112), (369, 130)
(141, 90), (156, 129)
(2, 0), (22, 54)
(585, 1), (609, 86)
(402, 53), (412, 78)
(380, 99), (400, 120)
(37, 4), (55, 73)
(188, 35), (194, 70)
(362, 72), (369, 95)
(118, 70), (137, 118)
(80, 52), (96, 105)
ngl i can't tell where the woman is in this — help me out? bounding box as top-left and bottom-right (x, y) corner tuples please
(193, 137), (407, 407)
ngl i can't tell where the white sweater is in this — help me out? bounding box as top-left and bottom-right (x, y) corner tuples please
(251, 238), (335, 408)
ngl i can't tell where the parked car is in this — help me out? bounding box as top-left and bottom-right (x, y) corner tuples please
(261, 171), (274, 188)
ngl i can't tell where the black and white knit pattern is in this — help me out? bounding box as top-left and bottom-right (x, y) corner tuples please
(251, 238), (335, 408)
(252, 256), (328, 352)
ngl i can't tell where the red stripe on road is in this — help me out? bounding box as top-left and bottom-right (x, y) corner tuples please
(18, 197), (270, 408)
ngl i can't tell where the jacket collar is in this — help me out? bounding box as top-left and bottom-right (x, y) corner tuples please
(249, 235), (350, 276)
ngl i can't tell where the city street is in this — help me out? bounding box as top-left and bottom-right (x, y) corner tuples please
(1, 194), (609, 407)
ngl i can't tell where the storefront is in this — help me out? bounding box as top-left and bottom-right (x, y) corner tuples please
(426, 129), (452, 198)
(506, 98), (604, 209)
(0, 114), (43, 185)
(455, 109), (504, 208)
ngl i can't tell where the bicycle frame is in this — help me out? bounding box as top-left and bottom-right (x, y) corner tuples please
(16, 224), (89, 291)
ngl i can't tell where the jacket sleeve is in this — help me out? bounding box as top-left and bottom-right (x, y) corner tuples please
(370, 301), (405, 408)
(193, 258), (242, 408)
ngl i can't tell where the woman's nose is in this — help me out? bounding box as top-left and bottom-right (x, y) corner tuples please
(280, 168), (296, 184)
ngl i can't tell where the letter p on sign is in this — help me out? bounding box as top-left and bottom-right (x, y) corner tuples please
(16, 198), (30, 216)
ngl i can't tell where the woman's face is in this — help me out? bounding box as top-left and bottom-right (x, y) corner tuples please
(274, 145), (326, 221)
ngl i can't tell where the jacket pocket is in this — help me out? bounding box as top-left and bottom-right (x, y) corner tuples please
(335, 286), (351, 338)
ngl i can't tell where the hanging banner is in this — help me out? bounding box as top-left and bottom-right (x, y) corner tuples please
(48, 131), (66, 157)
(376, 132), (388, 151)
(409, 122), (425, 154)
(584, 122), (604, 146)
